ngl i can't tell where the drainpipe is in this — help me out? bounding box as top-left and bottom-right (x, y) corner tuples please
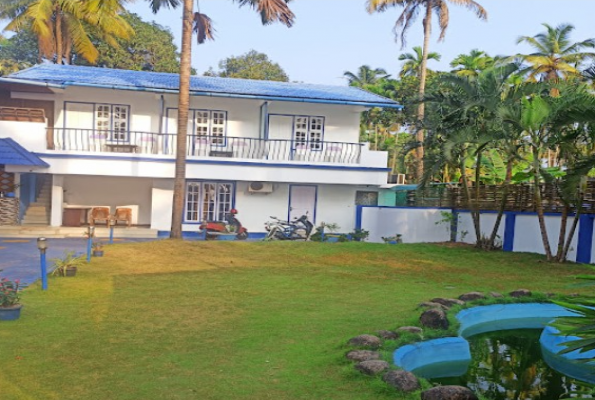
(158, 95), (165, 134)
(259, 101), (269, 140)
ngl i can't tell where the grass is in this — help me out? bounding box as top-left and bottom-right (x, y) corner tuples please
(0, 241), (592, 400)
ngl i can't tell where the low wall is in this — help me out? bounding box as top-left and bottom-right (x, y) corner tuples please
(356, 206), (595, 264)
(0, 197), (19, 225)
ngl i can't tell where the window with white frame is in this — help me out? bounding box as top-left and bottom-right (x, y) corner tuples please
(291, 116), (325, 150)
(94, 104), (130, 141)
(191, 109), (227, 145)
(185, 181), (234, 222)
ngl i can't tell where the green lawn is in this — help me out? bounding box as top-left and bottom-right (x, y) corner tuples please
(1, 241), (591, 400)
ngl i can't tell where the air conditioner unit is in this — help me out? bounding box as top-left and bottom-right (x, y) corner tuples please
(248, 182), (274, 193)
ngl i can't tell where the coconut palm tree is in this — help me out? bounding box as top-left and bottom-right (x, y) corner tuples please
(450, 49), (495, 78)
(0, 0), (134, 65)
(398, 46), (440, 78)
(343, 65), (389, 88)
(516, 23), (595, 83)
(148, 0), (295, 238)
(367, 0), (487, 182)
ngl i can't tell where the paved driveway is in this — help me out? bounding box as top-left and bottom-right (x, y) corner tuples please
(0, 238), (153, 286)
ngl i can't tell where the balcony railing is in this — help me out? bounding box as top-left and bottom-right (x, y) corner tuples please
(50, 128), (363, 164)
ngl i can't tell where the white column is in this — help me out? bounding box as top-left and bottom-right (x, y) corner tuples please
(50, 175), (64, 227)
(150, 179), (174, 231)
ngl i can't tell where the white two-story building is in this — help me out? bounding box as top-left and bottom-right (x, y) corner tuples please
(0, 64), (400, 237)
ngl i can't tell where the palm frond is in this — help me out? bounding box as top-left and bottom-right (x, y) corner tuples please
(193, 12), (215, 44)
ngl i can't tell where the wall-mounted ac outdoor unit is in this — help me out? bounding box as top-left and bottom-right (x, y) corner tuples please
(248, 182), (274, 194)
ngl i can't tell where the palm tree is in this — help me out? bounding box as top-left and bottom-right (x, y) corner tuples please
(450, 49), (495, 78)
(398, 46), (440, 78)
(516, 23), (595, 83)
(343, 65), (389, 87)
(0, 0), (133, 65)
(367, 0), (487, 182)
(148, 0), (295, 238)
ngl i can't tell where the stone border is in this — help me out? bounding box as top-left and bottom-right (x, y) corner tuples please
(343, 288), (557, 399)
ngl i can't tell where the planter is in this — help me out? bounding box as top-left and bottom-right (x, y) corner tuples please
(93, 250), (104, 257)
(65, 266), (77, 277)
(0, 304), (22, 321)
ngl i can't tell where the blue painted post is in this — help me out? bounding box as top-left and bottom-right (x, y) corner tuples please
(109, 225), (114, 244)
(86, 226), (94, 262)
(37, 237), (48, 291)
(503, 212), (516, 252)
(450, 210), (458, 242)
(41, 251), (48, 291)
(576, 214), (594, 264)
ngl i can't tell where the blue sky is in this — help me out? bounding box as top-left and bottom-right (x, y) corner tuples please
(129, 1), (593, 86)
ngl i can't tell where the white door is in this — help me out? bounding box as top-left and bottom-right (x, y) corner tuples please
(268, 115), (293, 160)
(289, 185), (317, 222)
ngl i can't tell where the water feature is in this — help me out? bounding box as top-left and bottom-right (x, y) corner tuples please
(393, 303), (595, 400)
(421, 329), (590, 400)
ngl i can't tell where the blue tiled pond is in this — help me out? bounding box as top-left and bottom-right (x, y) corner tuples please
(394, 304), (595, 400)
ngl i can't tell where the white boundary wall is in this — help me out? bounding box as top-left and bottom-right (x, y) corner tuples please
(358, 207), (592, 264)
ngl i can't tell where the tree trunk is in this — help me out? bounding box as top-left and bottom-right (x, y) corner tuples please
(532, 145), (552, 260)
(170, 0), (194, 239)
(488, 158), (513, 249)
(562, 201), (582, 261)
(55, 7), (63, 65)
(460, 155), (473, 243)
(555, 204), (568, 262)
(472, 150), (482, 246)
(414, 2), (433, 182)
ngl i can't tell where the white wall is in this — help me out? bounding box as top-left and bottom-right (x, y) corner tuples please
(62, 175), (153, 225)
(53, 87), (364, 144)
(0, 121), (47, 152)
(361, 207), (451, 243)
(458, 212), (506, 245)
(359, 207), (586, 263)
(514, 214), (578, 261)
(37, 154), (388, 186)
(149, 181), (363, 234)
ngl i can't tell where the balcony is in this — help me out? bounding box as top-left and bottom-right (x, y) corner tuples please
(51, 128), (363, 164)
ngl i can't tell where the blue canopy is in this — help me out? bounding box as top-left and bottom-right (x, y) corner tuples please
(0, 138), (48, 167)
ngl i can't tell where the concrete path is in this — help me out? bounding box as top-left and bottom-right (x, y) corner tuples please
(0, 237), (152, 286)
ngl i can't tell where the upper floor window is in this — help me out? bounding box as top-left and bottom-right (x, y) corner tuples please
(193, 110), (227, 145)
(95, 104), (129, 141)
(269, 114), (325, 151)
(65, 102), (131, 141)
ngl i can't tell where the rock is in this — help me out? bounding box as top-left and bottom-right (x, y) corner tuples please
(431, 298), (465, 307)
(509, 289), (532, 298)
(348, 334), (381, 349)
(383, 370), (420, 392)
(421, 386), (478, 400)
(419, 301), (449, 310)
(376, 330), (399, 340)
(489, 292), (503, 298)
(396, 326), (423, 335)
(346, 350), (380, 362)
(420, 308), (449, 330)
(354, 360), (390, 375)
(458, 292), (486, 302)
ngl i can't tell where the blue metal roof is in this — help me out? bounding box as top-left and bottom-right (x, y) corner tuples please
(0, 138), (49, 167)
(4, 64), (402, 109)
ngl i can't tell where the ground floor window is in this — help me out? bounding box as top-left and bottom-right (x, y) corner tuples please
(355, 191), (378, 206)
(185, 181), (234, 222)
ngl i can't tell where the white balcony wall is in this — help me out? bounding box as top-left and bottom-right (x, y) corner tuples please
(39, 155), (388, 186)
(0, 121), (47, 152)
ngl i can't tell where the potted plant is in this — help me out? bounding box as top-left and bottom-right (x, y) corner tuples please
(92, 242), (104, 257)
(51, 251), (86, 277)
(0, 276), (22, 321)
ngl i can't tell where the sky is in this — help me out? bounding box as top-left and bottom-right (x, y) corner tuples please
(126, 1), (594, 86)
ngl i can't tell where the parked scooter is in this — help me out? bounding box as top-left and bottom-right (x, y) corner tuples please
(201, 209), (248, 240)
(264, 214), (314, 241)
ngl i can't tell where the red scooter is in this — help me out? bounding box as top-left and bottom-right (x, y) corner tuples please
(200, 209), (248, 240)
